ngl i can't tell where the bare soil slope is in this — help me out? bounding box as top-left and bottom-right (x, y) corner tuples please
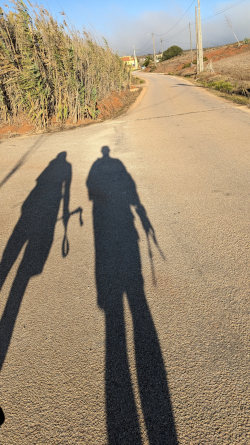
(153, 42), (250, 79)
(212, 51), (250, 81)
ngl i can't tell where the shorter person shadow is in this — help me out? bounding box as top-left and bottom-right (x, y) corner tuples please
(0, 152), (82, 425)
(87, 147), (177, 444)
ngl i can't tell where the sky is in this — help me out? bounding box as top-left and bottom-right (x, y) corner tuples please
(14, 0), (250, 54)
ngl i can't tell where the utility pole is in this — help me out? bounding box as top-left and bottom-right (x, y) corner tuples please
(152, 33), (156, 65)
(133, 46), (138, 69)
(189, 22), (193, 64)
(160, 38), (163, 55)
(197, 0), (204, 73)
(195, 6), (199, 74)
(225, 15), (241, 47)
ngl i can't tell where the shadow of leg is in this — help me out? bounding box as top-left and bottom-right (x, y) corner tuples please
(0, 220), (27, 291)
(0, 260), (30, 371)
(105, 300), (142, 445)
(128, 285), (178, 445)
(0, 407), (4, 426)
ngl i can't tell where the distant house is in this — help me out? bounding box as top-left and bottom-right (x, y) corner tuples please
(156, 53), (163, 62)
(121, 56), (138, 70)
(137, 55), (147, 66)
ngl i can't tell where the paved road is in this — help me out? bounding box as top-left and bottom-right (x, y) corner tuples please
(0, 73), (249, 444)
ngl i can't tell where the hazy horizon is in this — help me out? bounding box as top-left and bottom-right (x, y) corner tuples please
(4, 0), (250, 55)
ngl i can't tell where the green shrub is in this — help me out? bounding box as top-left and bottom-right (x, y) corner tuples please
(132, 77), (145, 85)
(208, 80), (234, 93)
(162, 46), (183, 61)
(143, 56), (152, 67)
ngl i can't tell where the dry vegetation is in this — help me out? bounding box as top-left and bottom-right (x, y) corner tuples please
(212, 52), (250, 81)
(153, 42), (250, 78)
(198, 48), (250, 105)
(0, 0), (131, 131)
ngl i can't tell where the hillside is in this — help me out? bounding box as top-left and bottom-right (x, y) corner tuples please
(151, 42), (250, 105)
(153, 42), (250, 77)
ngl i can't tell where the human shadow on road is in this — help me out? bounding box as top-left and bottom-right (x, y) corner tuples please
(0, 152), (75, 374)
(87, 146), (177, 445)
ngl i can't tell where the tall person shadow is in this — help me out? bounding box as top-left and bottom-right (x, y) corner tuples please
(87, 146), (177, 444)
(0, 152), (83, 424)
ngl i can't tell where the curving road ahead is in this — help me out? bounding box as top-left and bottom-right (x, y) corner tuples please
(0, 73), (249, 444)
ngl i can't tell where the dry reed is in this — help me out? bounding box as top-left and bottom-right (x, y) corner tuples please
(0, 0), (130, 127)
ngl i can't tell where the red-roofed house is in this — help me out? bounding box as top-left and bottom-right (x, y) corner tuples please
(121, 56), (138, 69)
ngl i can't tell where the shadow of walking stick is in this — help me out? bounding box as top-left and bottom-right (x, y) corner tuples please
(146, 227), (166, 286)
(136, 204), (165, 285)
(0, 407), (4, 426)
(57, 207), (83, 257)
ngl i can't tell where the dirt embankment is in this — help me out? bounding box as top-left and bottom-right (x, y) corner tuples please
(153, 42), (250, 78)
(0, 88), (141, 139)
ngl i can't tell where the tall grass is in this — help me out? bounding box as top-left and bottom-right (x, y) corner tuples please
(0, 0), (130, 127)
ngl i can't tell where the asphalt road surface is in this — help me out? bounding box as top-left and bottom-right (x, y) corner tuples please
(0, 73), (249, 444)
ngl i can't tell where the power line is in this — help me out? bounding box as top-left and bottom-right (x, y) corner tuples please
(202, 0), (249, 23)
(134, 0), (249, 55)
(155, 0), (196, 37)
(159, 0), (248, 42)
(136, 37), (154, 54)
(164, 0), (248, 44)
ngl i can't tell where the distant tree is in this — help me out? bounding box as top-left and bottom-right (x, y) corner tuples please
(143, 56), (153, 67)
(162, 45), (183, 61)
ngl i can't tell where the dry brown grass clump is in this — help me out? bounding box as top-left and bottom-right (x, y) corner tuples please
(0, 1), (130, 128)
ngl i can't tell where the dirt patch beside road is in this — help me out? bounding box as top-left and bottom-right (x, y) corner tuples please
(0, 88), (141, 140)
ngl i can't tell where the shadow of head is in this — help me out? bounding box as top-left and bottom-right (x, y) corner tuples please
(57, 151), (67, 160)
(101, 146), (110, 158)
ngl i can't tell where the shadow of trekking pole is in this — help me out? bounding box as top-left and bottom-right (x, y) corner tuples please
(57, 207), (83, 257)
(136, 204), (165, 285)
(0, 407), (4, 426)
(146, 228), (166, 286)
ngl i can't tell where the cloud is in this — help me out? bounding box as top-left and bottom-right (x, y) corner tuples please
(104, 1), (250, 55)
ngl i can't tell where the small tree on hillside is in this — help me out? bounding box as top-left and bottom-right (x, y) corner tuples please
(143, 56), (153, 67)
(162, 45), (183, 61)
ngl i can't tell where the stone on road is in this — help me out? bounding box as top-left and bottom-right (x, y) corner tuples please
(0, 73), (249, 444)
